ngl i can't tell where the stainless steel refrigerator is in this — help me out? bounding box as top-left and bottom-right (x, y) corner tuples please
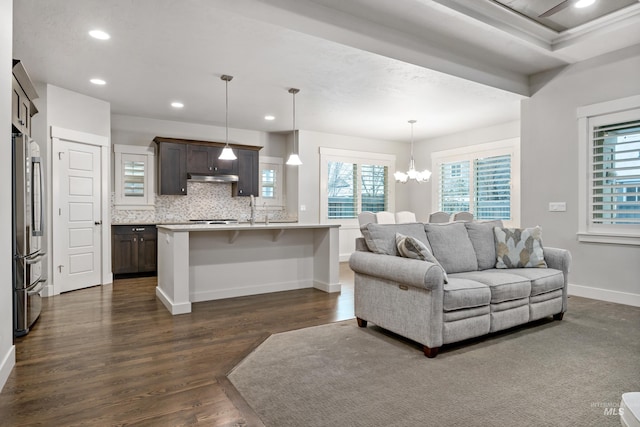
(12, 132), (46, 337)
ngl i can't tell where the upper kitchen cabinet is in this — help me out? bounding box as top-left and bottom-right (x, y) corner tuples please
(12, 60), (39, 136)
(156, 139), (187, 195)
(233, 148), (260, 197)
(154, 137), (261, 196)
(187, 144), (238, 175)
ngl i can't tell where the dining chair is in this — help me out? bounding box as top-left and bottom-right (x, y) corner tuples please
(395, 211), (417, 223)
(428, 211), (451, 223)
(375, 211), (396, 224)
(453, 211), (474, 222)
(358, 211), (377, 227)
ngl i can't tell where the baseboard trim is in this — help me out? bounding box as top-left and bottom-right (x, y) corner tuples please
(191, 280), (314, 302)
(155, 286), (192, 315)
(339, 254), (350, 262)
(0, 344), (16, 392)
(568, 283), (640, 307)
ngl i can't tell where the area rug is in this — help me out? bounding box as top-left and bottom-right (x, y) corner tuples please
(228, 296), (640, 427)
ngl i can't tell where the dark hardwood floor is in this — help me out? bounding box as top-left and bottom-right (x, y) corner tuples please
(0, 263), (355, 426)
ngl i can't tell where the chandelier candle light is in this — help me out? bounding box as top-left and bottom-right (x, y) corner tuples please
(219, 74), (237, 160)
(286, 88), (302, 166)
(394, 120), (431, 183)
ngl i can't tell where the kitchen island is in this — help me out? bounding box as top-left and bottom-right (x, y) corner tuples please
(155, 223), (341, 314)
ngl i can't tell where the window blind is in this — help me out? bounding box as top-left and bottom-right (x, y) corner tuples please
(474, 154), (511, 220)
(360, 164), (388, 213)
(591, 119), (640, 225)
(123, 160), (145, 197)
(261, 168), (276, 199)
(327, 161), (357, 219)
(439, 160), (470, 214)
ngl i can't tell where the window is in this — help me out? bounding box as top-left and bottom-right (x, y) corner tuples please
(432, 139), (520, 226)
(578, 96), (640, 245)
(114, 144), (155, 209)
(259, 156), (284, 207)
(320, 148), (395, 222)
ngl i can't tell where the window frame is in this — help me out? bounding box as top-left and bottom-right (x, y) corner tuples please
(113, 144), (155, 210)
(431, 138), (520, 227)
(577, 95), (640, 246)
(319, 147), (396, 225)
(259, 156), (284, 208)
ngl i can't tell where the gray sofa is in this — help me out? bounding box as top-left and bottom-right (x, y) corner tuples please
(349, 221), (571, 358)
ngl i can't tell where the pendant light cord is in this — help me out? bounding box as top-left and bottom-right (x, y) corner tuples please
(225, 78), (229, 146)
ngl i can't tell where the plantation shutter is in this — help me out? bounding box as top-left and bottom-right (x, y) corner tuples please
(590, 119), (640, 225)
(123, 159), (145, 197)
(439, 160), (470, 213)
(474, 154), (511, 220)
(361, 164), (388, 212)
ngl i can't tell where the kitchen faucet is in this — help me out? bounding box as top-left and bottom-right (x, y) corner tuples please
(249, 194), (256, 225)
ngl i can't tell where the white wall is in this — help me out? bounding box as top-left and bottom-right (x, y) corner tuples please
(411, 121), (520, 221)
(0, 0), (15, 391)
(294, 129), (411, 259)
(522, 45), (640, 305)
(40, 85), (112, 294)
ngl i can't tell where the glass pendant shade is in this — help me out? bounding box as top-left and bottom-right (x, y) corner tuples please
(286, 88), (302, 166)
(396, 120), (431, 183)
(219, 146), (236, 160)
(219, 74), (237, 160)
(286, 153), (303, 166)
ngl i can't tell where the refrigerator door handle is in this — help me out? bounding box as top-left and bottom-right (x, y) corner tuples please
(31, 156), (44, 237)
(26, 278), (47, 296)
(25, 251), (46, 264)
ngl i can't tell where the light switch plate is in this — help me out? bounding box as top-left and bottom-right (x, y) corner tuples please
(549, 202), (566, 212)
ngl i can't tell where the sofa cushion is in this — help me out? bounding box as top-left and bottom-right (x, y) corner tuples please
(494, 226), (548, 269)
(443, 278), (491, 311)
(362, 223), (431, 256)
(465, 220), (503, 270)
(425, 222), (478, 273)
(451, 271), (531, 304)
(507, 268), (564, 296)
(395, 233), (448, 283)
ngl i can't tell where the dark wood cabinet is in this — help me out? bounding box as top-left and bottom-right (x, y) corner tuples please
(233, 149), (259, 197)
(12, 60), (38, 136)
(157, 141), (187, 195)
(187, 145), (238, 175)
(112, 225), (157, 276)
(154, 137), (261, 197)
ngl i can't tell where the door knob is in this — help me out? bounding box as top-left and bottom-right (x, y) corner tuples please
(95, 221), (102, 225)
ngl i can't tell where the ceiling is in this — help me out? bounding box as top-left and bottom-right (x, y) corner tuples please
(12, 0), (640, 142)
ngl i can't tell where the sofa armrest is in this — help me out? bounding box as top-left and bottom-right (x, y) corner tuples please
(349, 251), (444, 290)
(544, 247), (571, 283)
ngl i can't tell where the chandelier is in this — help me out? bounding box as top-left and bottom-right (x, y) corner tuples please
(394, 120), (431, 183)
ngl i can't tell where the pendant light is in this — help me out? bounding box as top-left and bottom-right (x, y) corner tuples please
(286, 88), (302, 166)
(219, 74), (237, 160)
(394, 120), (431, 183)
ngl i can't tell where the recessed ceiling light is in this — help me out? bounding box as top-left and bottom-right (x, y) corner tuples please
(90, 78), (106, 85)
(171, 102), (184, 108)
(264, 115), (275, 121)
(89, 30), (110, 40)
(575, 0), (596, 9)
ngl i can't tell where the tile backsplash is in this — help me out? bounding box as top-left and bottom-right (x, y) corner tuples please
(111, 182), (292, 223)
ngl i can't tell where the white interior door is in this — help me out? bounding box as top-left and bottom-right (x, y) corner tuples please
(53, 139), (102, 293)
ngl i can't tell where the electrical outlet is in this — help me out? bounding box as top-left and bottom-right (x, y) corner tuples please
(549, 202), (566, 212)
(300, 205), (306, 211)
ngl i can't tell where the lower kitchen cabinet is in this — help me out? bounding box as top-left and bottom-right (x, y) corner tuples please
(112, 225), (157, 276)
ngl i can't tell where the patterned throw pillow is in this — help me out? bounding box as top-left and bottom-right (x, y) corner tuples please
(395, 233), (448, 283)
(494, 226), (548, 269)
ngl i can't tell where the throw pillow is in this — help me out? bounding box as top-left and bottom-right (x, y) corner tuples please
(494, 226), (548, 269)
(396, 233), (448, 283)
(424, 222), (478, 273)
(363, 223), (431, 255)
(465, 220), (503, 270)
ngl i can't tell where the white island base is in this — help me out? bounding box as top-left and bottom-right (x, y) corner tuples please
(155, 223), (341, 315)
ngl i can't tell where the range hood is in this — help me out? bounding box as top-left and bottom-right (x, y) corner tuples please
(187, 173), (239, 183)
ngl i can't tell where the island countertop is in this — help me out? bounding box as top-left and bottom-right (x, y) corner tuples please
(155, 222), (342, 315)
(156, 222), (339, 232)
